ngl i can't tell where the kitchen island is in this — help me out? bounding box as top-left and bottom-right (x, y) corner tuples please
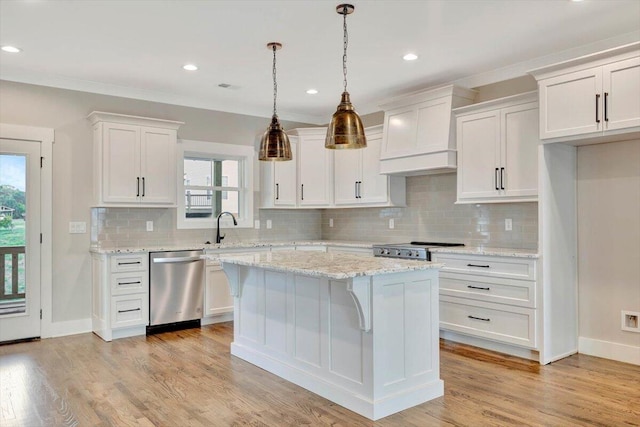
(214, 251), (444, 420)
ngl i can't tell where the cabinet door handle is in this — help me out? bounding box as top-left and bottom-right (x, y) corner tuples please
(467, 285), (491, 291)
(136, 177), (140, 197)
(118, 261), (141, 266)
(467, 263), (490, 268)
(355, 181), (358, 198)
(495, 168), (499, 190)
(301, 184), (304, 201)
(604, 92), (609, 122)
(500, 167), (505, 190)
(468, 315), (491, 322)
(118, 281), (141, 286)
(118, 308), (141, 313)
(595, 93), (601, 123)
(275, 183), (279, 200)
(142, 177), (145, 197)
(358, 181), (362, 198)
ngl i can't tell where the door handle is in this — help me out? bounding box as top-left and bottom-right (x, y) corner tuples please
(118, 261), (141, 266)
(136, 177), (140, 197)
(500, 167), (505, 190)
(467, 285), (490, 291)
(142, 177), (145, 197)
(358, 181), (362, 199)
(118, 308), (141, 313)
(495, 168), (499, 190)
(275, 183), (279, 200)
(301, 184), (304, 201)
(595, 93), (601, 123)
(118, 281), (142, 286)
(604, 92), (609, 122)
(152, 256), (202, 264)
(467, 263), (490, 268)
(355, 181), (358, 198)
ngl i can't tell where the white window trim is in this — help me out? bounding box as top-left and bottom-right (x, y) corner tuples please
(177, 139), (254, 229)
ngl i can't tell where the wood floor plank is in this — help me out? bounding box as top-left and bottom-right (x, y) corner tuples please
(1, 322), (638, 426)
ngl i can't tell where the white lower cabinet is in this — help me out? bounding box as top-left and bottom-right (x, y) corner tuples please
(204, 261), (234, 319)
(433, 253), (539, 356)
(92, 252), (149, 341)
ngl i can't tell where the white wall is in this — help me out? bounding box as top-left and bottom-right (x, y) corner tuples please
(577, 140), (640, 362)
(0, 80), (312, 328)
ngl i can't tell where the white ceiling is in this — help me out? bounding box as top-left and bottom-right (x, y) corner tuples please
(1, 0), (639, 124)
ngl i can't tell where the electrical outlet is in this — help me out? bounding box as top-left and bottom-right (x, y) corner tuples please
(266, 220), (272, 229)
(329, 218), (334, 228)
(254, 220), (260, 229)
(389, 219), (395, 229)
(621, 311), (640, 332)
(505, 218), (513, 231)
(146, 221), (153, 232)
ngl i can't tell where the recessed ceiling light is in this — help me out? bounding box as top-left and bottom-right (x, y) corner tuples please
(306, 89), (318, 95)
(403, 53), (418, 61)
(1, 46), (22, 53)
(183, 64), (198, 71)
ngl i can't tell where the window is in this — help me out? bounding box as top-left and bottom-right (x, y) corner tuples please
(177, 139), (254, 229)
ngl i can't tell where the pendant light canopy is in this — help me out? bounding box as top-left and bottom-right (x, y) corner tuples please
(325, 4), (366, 150)
(259, 42), (292, 161)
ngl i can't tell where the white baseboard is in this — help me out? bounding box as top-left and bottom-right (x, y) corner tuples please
(47, 318), (92, 338)
(201, 312), (233, 326)
(578, 336), (640, 365)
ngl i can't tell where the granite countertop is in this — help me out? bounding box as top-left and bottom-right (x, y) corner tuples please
(212, 251), (443, 280)
(429, 246), (539, 259)
(89, 240), (377, 254)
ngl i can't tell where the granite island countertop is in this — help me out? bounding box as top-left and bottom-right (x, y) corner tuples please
(211, 250), (443, 280)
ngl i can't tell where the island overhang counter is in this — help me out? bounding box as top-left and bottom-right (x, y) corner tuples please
(212, 251), (444, 421)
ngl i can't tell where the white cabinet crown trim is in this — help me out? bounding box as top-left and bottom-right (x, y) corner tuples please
(88, 111), (183, 129)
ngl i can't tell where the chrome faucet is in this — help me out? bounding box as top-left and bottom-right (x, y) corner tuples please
(216, 211), (238, 244)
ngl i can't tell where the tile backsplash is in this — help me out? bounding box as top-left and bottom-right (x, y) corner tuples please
(92, 173), (537, 250)
(321, 173), (538, 249)
(91, 206), (322, 248)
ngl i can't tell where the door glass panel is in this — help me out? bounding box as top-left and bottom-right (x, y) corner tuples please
(0, 154), (27, 315)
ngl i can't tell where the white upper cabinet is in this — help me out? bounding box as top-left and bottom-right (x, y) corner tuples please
(334, 125), (405, 206)
(455, 92), (539, 204)
(273, 137), (298, 207)
(296, 128), (333, 207)
(89, 112), (183, 207)
(379, 85), (477, 176)
(260, 126), (405, 209)
(530, 43), (640, 144)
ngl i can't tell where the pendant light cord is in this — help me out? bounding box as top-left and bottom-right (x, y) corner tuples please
(342, 5), (349, 93)
(272, 44), (278, 117)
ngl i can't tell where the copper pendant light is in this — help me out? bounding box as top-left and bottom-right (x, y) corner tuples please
(259, 42), (292, 161)
(325, 4), (366, 150)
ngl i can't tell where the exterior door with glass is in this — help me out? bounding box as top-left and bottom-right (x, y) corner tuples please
(0, 138), (41, 342)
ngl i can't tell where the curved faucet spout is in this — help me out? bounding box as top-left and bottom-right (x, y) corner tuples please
(216, 211), (238, 244)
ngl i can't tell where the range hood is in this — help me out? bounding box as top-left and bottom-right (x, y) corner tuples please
(378, 85), (477, 176)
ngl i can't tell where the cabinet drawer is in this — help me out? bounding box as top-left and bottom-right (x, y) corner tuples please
(433, 254), (535, 280)
(440, 273), (535, 308)
(111, 294), (148, 328)
(111, 271), (148, 295)
(440, 295), (536, 349)
(110, 254), (148, 272)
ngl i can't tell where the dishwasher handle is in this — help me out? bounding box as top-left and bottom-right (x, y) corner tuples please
(152, 256), (202, 264)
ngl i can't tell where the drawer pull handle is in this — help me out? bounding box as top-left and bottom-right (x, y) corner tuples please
(468, 315), (490, 322)
(118, 308), (141, 313)
(118, 281), (141, 286)
(467, 263), (490, 268)
(467, 285), (490, 291)
(118, 261), (141, 265)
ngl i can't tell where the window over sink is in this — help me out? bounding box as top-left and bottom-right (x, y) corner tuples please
(177, 139), (254, 229)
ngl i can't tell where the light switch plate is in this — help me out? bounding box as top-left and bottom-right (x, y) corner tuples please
(146, 221), (153, 232)
(69, 221), (87, 234)
(329, 218), (334, 228)
(389, 219), (395, 229)
(266, 220), (272, 229)
(254, 220), (260, 229)
(505, 218), (513, 231)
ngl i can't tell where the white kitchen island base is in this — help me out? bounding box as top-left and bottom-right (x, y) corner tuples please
(220, 253), (443, 421)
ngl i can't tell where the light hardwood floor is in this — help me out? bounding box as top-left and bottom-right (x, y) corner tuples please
(1, 323), (639, 426)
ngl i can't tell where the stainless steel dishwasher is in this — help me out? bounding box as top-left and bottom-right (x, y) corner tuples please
(148, 250), (204, 332)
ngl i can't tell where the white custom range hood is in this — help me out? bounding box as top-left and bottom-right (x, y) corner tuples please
(379, 85), (477, 176)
